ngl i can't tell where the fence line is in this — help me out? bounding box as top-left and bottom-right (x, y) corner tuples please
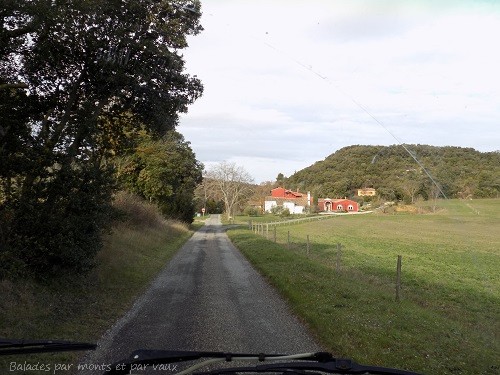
(250, 216), (336, 242)
(248, 225), (404, 302)
(249, 215), (336, 230)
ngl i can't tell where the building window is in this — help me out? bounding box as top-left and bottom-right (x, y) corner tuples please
(348, 205), (354, 211)
(337, 204), (343, 211)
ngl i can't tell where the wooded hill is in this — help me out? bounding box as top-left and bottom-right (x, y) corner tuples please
(284, 145), (500, 202)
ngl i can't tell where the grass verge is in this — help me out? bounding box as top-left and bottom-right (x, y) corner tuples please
(227, 199), (499, 375)
(0, 193), (198, 373)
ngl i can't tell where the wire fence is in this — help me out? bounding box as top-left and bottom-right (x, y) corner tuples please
(247, 221), (403, 302)
(248, 215), (335, 233)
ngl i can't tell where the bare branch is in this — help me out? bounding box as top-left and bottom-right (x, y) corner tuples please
(204, 161), (254, 218)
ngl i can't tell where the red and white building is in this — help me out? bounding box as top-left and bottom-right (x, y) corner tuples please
(264, 187), (311, 214)
(318, 198), (359, 213)
(264, 187), (358, 214)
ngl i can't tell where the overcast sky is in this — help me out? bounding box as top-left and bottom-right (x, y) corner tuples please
(178, 0), (500, 183)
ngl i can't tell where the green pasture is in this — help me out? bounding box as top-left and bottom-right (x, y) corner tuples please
(227, 199), (500, 375)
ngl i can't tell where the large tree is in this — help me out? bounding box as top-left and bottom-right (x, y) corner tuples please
(115, 131), (203, 223)
(204, 162), (254, 220)
(1, 0), (203, 164)
(0, 0), (203, 277)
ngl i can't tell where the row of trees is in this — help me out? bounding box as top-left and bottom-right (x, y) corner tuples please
(0, 0), (204, 278)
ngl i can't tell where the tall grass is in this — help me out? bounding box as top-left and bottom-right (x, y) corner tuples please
(0, 192), (195, 373)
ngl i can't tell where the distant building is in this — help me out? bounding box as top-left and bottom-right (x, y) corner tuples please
(357, 188), (376, 197)
(318, 198), (359, 213)
(264, 187), (311, 214)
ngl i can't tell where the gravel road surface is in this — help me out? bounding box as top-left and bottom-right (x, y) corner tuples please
(78, 215), (322, 374)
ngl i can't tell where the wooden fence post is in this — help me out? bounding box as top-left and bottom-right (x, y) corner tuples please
(396, 255), (402, 302)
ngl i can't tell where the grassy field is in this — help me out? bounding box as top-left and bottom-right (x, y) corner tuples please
(227, 199), (499, 375)
(0, 193), (199, 373)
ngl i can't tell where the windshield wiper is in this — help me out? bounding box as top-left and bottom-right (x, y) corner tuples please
(0, 339), (96, 356)
(105, 350), (291, 375)
(103, 350), (422, 375)
(193, 359), (422, 375)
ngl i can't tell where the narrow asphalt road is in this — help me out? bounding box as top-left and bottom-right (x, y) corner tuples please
(79, 215), (322, 374)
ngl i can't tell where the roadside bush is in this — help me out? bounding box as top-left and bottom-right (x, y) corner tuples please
(157, 187), (198, 223)
(113, 191), (166, 229)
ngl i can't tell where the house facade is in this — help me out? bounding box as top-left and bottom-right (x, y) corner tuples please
(318, 198), (359, 212)
(264, 187), (311, 214)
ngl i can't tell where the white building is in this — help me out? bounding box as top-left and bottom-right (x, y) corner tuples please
(264, 187), (311, 214)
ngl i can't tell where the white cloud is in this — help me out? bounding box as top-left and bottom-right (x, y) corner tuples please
(179, 0), (500, 183)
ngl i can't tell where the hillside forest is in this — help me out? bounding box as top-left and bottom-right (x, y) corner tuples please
(283, 145), (500, 204)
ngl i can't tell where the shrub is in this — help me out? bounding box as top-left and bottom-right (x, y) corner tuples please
(244, 206), (261, 216)
(271, 205), (291, 217)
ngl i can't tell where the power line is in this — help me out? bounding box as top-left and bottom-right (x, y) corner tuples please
(254, 35), (448, 199)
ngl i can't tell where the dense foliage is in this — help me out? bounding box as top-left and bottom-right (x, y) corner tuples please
(285, 145), (500, 202)
(0, 0), (203, 278)
(115, 131), (203, 223)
